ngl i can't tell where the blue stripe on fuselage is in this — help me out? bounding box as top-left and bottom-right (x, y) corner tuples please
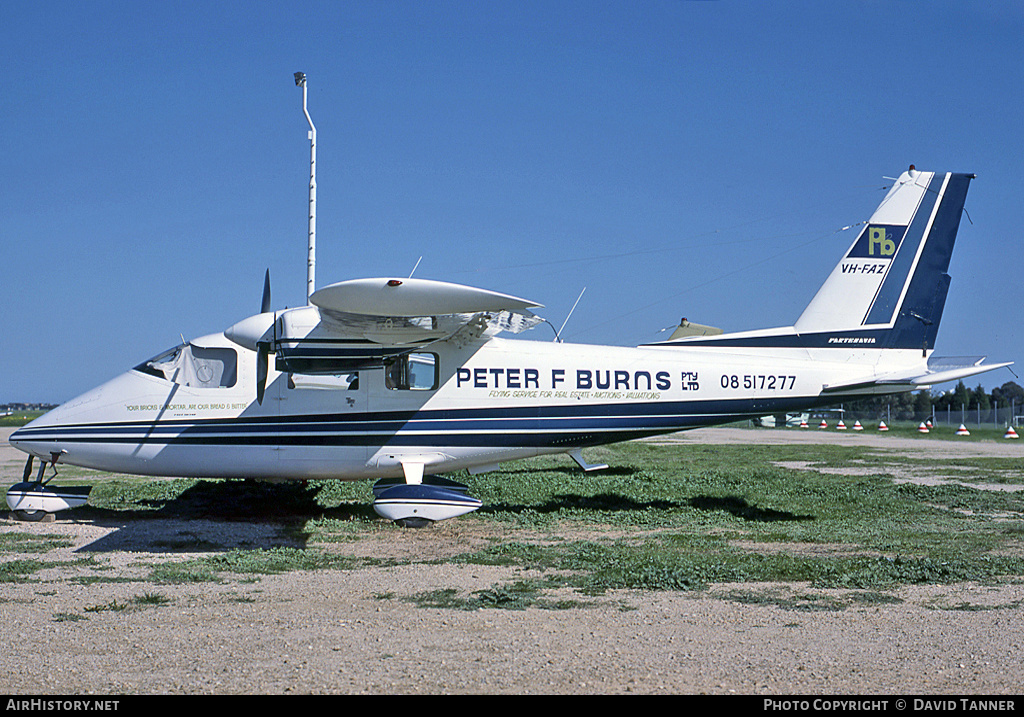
(9, 395), (841, 450)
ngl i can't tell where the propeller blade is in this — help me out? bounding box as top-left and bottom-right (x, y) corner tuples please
(256, 271), (274, 404)
(261, 269), (272, 314)
(256, 342), (269, 405)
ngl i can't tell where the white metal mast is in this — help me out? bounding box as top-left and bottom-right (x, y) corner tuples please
(294, 72), (317, 305)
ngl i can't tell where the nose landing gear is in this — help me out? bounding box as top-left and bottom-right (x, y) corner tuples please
(6, 455), (91, 522)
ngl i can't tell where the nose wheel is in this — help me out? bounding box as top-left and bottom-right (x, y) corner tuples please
(6, 455), (91, 522)
(12, 509), (49, 522)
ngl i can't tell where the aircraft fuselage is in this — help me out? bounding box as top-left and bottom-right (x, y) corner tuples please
(9, 329), (920, 482)
(9, 169), (1008, 506)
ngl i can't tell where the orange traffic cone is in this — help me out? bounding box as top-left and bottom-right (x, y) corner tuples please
(878, 421), (889, 431)
(955, 424), (970, 436)
(1005, 426), (1019, 439)
(918, 422), (930, 434)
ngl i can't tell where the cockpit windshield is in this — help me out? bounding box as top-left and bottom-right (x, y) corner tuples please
(134, 343), (238, 388)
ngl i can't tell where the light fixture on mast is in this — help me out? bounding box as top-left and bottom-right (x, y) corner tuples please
(294, 72), (317, 305)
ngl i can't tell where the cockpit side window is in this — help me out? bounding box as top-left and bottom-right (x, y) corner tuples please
(385, 353), (438, 390)
(134, 344), (238, 388)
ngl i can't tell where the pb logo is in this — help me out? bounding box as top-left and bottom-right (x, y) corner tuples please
(868, 226), (895, 256)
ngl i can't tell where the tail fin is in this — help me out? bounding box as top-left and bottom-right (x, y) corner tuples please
(647, 168), (976, 353)
(647, 168), (1009, 390)
(793, 168), (974, 350)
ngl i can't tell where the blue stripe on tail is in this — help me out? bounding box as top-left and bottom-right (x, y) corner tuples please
(863, 172), (945, 326)
(880, 172), (972, 350)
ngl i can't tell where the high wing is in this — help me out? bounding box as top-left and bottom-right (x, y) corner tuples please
(310, 277), (544, 348)
(224, 277), (546, 401)
(310, 277), (540, 316)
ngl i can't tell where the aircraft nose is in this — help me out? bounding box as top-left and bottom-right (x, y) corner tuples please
(8, 412), (59, 459)
(7, 380), (111, 463)
(8, 425), (26, 451)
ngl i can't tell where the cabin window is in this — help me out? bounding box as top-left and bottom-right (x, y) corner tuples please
(385, 353), (438, 391)
(134, 344), (238, 388)
(288, 373), (359, 390)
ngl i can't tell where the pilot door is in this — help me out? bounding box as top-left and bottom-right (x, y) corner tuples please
(272, 368), (370, 477)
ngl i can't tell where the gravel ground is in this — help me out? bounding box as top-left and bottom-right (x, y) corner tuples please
(1, 427), (1022, 695)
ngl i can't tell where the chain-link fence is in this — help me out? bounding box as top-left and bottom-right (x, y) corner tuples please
(823, 400), (1022, 429)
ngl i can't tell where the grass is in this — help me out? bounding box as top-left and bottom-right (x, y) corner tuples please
(0, 411), (46, 428)
(82, 592), (172, 615)
(149, 547), (360, 584)
(403, 434), (1022, 597)
(2, 426), (1022, 609)
(0, 531), (72, 553)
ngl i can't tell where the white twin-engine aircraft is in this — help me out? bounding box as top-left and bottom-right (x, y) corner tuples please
(7, 167), (1011, 525)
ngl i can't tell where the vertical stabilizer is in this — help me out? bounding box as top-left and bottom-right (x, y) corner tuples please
(794, 168), (973, 350)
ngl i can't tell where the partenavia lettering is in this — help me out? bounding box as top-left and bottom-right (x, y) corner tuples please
(828, 337), (877, 344)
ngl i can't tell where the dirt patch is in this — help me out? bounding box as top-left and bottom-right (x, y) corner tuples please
(2, 515), (1023, 694)
(648, 426), (1024, 458)
(774, 459), (1024, 493)
(1, 512), (1023, 695)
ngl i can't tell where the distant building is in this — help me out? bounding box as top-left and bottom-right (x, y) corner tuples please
(1, 403), (57, 414)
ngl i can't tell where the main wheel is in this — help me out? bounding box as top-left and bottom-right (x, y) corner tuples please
(395, 517), (432, 528)
(13, 510), (47, 522)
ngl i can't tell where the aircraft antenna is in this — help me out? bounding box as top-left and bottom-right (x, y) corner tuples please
(295, 72), (317, 305)
(555, 287), (586, 342)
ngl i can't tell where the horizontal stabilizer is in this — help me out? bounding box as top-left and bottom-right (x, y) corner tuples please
(822, 357), (1013, 394)
(668, 319), (723, 340)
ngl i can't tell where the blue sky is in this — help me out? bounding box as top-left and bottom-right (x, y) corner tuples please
(2, 1), (1022, 403)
